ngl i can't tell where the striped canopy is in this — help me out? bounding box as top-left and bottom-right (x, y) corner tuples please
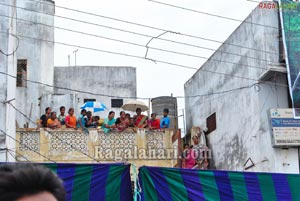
(138, 166), (300, 201)
(44, 163), (132, 201)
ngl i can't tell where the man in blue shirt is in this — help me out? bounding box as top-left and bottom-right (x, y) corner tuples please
(160, 108), (170, 129)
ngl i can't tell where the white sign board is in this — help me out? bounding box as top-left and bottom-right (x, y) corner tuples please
(269, 108), (300, 147)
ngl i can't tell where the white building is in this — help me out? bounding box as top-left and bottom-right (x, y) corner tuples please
(40, 65), (137, 118)
(14, 0), (55, 128)
(0, 0), (137, 161)
(0, 0), (18, 162)
(184, 4), (299, 173)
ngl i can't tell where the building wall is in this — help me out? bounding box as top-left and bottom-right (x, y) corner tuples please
(52, 66), (137, 118)
(15, 0), (55, 128)
(184, 5), (299, 173)
(0, 0), (17, 162)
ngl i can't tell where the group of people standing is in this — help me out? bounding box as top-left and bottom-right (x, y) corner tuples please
(101, 108), (170, 133)
(39, 106), (171, 133)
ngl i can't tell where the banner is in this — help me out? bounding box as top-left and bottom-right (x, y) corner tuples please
(139, 166), (300, 201)
(279, 0), (300, 118)
(44, 163), (133, 201)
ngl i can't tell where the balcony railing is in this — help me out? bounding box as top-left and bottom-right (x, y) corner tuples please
(16, 128), (180, 168)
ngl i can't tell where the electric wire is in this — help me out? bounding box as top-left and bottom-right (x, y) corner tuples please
(25, 0), (284, 55)
(0, 31), (281, 83)
(148, 0), (279, 29)
(0, 13), (278, 71)
(0, 33), (19, 56)
(0, 128), (56, 163)
(0, 1), (281, 56)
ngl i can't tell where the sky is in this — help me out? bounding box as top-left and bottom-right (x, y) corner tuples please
(52, 0), (259, 131)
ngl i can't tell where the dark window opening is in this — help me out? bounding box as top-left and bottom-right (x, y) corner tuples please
(84, 99), (96, 103)
(17, 59), (27, 87)
(111, 99), (123, 108)
(206, 112), (216, 135)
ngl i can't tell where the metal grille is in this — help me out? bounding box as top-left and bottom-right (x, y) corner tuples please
(17, 59), (27, 87)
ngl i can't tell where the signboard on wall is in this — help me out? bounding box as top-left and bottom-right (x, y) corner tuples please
(269, 108), (300, 147)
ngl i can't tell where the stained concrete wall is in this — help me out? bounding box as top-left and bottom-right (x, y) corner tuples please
(0, 0), (17, 162)
(52, 66), (137, 118)
(184, 5), (299, 173)
(15, 0), (55, 127)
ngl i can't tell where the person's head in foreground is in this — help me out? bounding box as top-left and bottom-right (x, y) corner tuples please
(0, 163), (65, 201)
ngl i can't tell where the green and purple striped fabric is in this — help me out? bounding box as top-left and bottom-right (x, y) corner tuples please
(44, 163), (133, 201)
(138, 166), (300, 201)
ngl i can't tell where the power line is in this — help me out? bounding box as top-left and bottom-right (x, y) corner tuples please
(0, 14), (276, 71)
(0, 33), (19, 56)
(148, 0), (278, 29)
(0, 128), (56, 163)
(0, 67), (295, 103)
(8, 102), (37, 125)
(0, 1), (281, 56)
(0, 70), (149, 100)
(0, 31), (296, 98)
(179, 83), (258, 98)
(26, 0), (284, 55)
(0, 31), (274, 83)
(7, 148), (31, 162)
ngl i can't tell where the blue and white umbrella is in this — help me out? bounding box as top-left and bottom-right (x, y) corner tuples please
(80, 101), (107, 113)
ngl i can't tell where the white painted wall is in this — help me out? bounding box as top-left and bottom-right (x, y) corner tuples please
(0, 0), (17, 162)
(15, 0), (55, 128)
(49, 66), (137, 118)
(184, 5), (299, 173)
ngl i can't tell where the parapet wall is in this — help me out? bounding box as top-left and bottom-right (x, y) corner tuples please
(16, 128), (179, 168)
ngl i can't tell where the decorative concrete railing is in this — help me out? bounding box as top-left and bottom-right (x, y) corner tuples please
(16, 128), (179, 167)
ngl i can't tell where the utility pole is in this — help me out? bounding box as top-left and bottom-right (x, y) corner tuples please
(73, 49), (78, 66)
(68, 54), (70, 66)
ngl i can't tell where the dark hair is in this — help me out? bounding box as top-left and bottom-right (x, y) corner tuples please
(50, 111), (56, 117)
(80, 109), (86, 114)
(163, 108), (169, 114)
(0, 163), (66, 201)
(192, 135), (198, 139)
(68, 108), (74, 113)
(151, 113), (156, 117)
(136, 108), (141, 112)
(45, 107), (51, 113)
(60, 106), (65, 111)
(120, 111), (125, 116)
(86, 111), (92, 115)
(94, 116), (100, 120)
(109, 111), (115, 115)
(184, 143), (189, 148)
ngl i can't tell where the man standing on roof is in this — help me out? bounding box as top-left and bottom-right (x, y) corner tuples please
(160, 108), (170, 129)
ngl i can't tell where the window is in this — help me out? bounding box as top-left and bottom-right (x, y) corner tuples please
(16, 59), (27, 87)
(84, 98), (96, 103)
(206, 112), (216, 135)
(111, 99), (123, 108)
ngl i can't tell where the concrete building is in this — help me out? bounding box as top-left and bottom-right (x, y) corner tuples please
(46, 66), (137, 118)
(184, 4), (299, 173)
(0, 0), (18, 162)
(14, 0), (55, 128)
